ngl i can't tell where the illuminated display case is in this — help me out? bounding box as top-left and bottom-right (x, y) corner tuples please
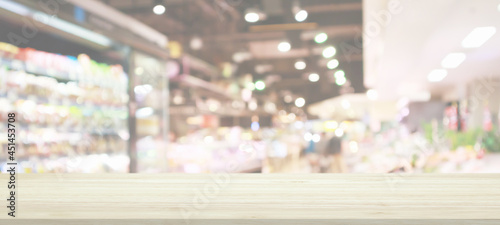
(130, 51), (169, 173)
(0, 1), (170, 173)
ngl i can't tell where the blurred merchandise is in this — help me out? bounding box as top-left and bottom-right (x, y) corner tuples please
(0, 42), (129, 172)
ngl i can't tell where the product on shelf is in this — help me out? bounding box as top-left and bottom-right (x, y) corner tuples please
(0, 42), (130, 173)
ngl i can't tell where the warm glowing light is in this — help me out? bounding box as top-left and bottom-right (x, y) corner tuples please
(314, 32), (328, 44)
(295, 97), (306, 108)
(294, 60), (306, 70)
(173, 95), (184, 105)
(207, 99), (220, 112)
(336, 77), (347, 86)
(246, 82), (256, 91)
(264, 102), (277, 113)
(153, 5), (166, 15)
(245, 12), (260, 23)
(324, 121), (338, 130)
(334, 70), (345, 79)
(308, 73), (320, 82)
(327, 59), (339, 69)
(190, 36), (203, 50)
(135, 67), (144, 75)
(248, 101), (258, 111)
(278, 41), (291, 52)
(255, 80), (266, 91)
(295, 10), (308, 22)
(322, 46), (336, 58)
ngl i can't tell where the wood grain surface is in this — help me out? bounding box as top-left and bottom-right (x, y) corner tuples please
(0, 174), (499, 224)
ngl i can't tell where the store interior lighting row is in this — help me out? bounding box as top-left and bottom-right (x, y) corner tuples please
(428, 26), (496, 83)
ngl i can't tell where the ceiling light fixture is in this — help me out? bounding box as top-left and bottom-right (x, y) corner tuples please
(335, 76), (347, 86)
(334, 70), (345, 79)
(255, 80), (266, 91)
(441, 53), (466, 69)
(327, 59), (339, 69)
(245, 8), (265, 23)
(295, 97), (306, 108)
(322, 46), (336, 58)
(427, 69), (448, 82)
(245, 12), (260, 23)
(278, 41), (291, 52)
(153, 1), (166, 15)
(461, 26), (496, 48)
(308, 73), (320, 82)
(294, 60), (306, 70)
(314, 32), (328, 44)
(295, 10), (308, 22)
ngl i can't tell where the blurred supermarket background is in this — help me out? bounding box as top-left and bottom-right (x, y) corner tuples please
(0, 0), (499, 173)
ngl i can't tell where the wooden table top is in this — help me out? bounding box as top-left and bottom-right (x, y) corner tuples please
(1, 174), (499, 224)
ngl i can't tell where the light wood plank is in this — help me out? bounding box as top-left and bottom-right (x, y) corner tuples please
(0, 174), (499, 224)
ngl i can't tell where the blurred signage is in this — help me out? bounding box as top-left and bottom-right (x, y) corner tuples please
(73, 6), (86, 23)
(169, 41), (183, 59)
(202, 115), (219, 128)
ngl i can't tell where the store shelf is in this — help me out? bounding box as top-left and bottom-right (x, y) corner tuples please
(0, 43), (130, 173)
(0, 174), (499, 223)
(174, 74), (236, 100)
(1, 58), (74, 83)
(182, 54), (221, 79)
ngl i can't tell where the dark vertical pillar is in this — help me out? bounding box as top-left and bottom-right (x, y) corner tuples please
(128, 51), (137, 173)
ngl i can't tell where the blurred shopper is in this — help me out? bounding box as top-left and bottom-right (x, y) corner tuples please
(305, 139), (315, 154)
(324, 133), (346, 173)
(314, 133), (330, 172)
(303, 138), (321, 173)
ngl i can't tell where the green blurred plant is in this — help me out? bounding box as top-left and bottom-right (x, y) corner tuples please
(482, 126), (500, 152)
(445, 129), (482, 150)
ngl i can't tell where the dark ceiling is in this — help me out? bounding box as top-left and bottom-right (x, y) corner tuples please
(101, 0), (364, 107)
